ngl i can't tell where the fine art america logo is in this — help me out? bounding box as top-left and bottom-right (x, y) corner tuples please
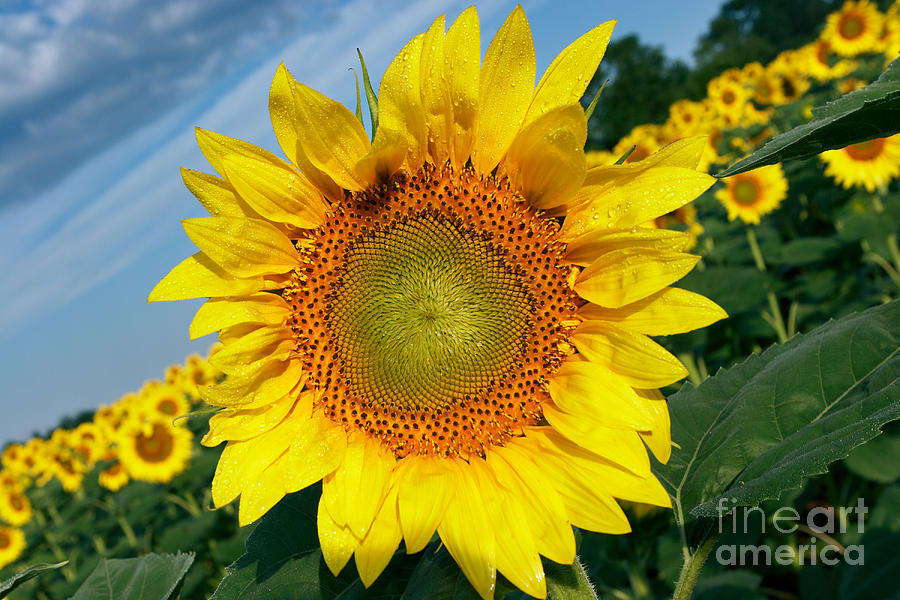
(715, 497), (867, 566)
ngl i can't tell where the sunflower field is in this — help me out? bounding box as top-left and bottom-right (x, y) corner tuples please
(1, 2), (899, 599)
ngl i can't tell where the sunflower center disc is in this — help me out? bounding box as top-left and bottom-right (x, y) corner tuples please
(0, 532), (9, 549)
(734, 179), (760, 205)
(135, 424), (175, 463)
(839, 15), (863, 38)
(328, 211), (534, 412)
(846, 138), (885, 160)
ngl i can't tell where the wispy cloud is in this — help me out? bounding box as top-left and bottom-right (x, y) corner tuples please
(0, 0), (333, 207)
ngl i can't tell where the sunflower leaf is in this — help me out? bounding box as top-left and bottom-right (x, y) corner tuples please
(654, 299), (900, 539)
(717, 57), (900, 177)
(71, 553), (194, 600)
(0, 561), (69, 596)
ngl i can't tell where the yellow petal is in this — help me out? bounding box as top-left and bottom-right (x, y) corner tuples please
(373, 34), (427, 174)
(200, 359), (305, 410)
(289, 81), (373, 191)
(148, 251), (267, 302)
(396, 456), (454, 553)
(574, 248), (700, 308)
(564, 228), (692, 266)
(355, 486), (402, 587)
(181, 217), (300, 278)
(437, 461), (496, 600)
(578, 287), (728, 335)
(208, 325), (293, 377)
(239, 450), (292, 526)
(181, 168), (254, 218)
(541, 405), (651, 477)
(524, 21), (616, 128)
(471, 459), (546, 599)
(635, 388), (672, 464)
(285, 418), (347, 492)
(318, 494), (359, 576)
(321, 435), (393, 538)
(196, 128), (280, 179)
(562, 166), (714, 237)
(638, 135), (709, 170)
(444, 7), (480, 169)
(522, 431), (631, 534)
(487, 448), (575, 565)
(420, 15), (451, 165)
(536, 429), (671, 508)
(221, 153), (325, 230)
(571, 322), (688, 388)
(547, 361), (654, 431)
(473, 6), (534, 175)
(203, 392), (297, 446)
(270, 64), (345, 202)
(211, 411), (301, 507)
(189, 293), (289, 340)
(503, 104), (586, 210)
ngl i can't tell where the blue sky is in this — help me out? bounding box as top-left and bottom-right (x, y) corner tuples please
(0, 0), (724, 444)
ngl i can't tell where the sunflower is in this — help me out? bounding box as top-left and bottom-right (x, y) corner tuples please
(584, 149), (615, 168)
(651, 205), (704, 250)
(117, 420), (193, 484)
(612, 124), (665, 163)
(820, 135), (900, 191)
(803, 40), (857, 81)
(0, 527), (25, 571)
(0, 490), (32, 527)
(71, 422), (105, 466)
(50, 449), (86, 493)
(98, 455), (130, 492)
(821, 0), (885, 56)
(707, 75), (748, 124)
(716, 164), (789, 224)
(141, 384), (191, 422)
(150, 8), (725, 598)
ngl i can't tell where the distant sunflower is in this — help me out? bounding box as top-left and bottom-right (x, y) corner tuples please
(0, 490), (32, 527)
(584, 149), (615, 168)
(71, 422), (104, 466)
(150, 7), (725, 599)
(612, 124), (665, 163)
(821, 135), (900, 191)
(804, 40), (857, 81)
(142, 384), (191, 422)
(117, 421), (192, 483)
(51, 450), (85, 492)
(821, 0), (885, 56)
(716, 164), (789, 224)
(98, 458), (130, 492)
(707, 76), (747, 123)
(0, 527), (25, 571)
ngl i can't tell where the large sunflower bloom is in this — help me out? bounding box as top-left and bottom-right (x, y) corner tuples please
(715, 164), (789, 225)
(820, 135), (900, 191)
(150, 8), (724, 598)
(821, 0), (885, 56)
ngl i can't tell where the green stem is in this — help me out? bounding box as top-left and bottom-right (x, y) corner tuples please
(887, 233), (900, 275)
(745, 227), (767, 272)
(672, 536), (718, 600)
(746, 227), (788, 342)
(546, 556), (599, 600)
(118, 515), (138, 548)
(787, 302), (798, 338)
(677, 353), (703, 387)
(864, 252), (900, 289)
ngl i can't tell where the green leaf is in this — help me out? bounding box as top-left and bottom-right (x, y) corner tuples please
(357, 49), (379, 138)
(768, 238), (840, 266)
(717, 58), (900, 177)
(71, 553), (194, 600)
(843, 425), (900, 483)
(210, 485), (371, 600)
(400, 543), (482, 600)
(654, 300), (900, 528)
(0, 561), (69, 596)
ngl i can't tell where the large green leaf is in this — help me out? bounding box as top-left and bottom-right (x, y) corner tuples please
(210, 485), (378, 600)
(0, 561), (68, 596)
(71, 553), (194, 600)
(654, 300), (900, 529)
(400, 542), (482, 600)
(717, 58), (900, 177)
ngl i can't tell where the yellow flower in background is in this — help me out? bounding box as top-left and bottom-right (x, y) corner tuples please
(821, 135), (900, 191)
(584, 149), (615, 168)
(612, 123), (666, 163)
(98, 456), (130, 492)
(707, 75), (748, 124)
(150, 7), (726, 598)
(821, 0), (885, 56)
(50, 449), (86, 492)
(71, 422), (105, 466)
(716, 164), (789, 225)
(802, 40), (857, 81)
(0, 527), (25, 571)
(141, 384), (191, 422)
(117, 421), (192, 484)
(0, 490), (32, 527)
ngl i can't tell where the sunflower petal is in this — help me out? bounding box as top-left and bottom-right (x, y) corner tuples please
(571, 322), (688, 387)
(564, 228), (692, 266)
(503, 104), (586, 209)
(239, 451), (292, 526)
(636, 388), (672, 464)
(318, 496), (359, 576)
(444, 7), (479, 168)
(181, 168), (253, 218)
(203, 392), (297, 446)
(189, 293), (289, 340)
(221, 154), (325, 230)
(181, 217), (300, 278)
(473, 6), (534, 174)
(200, 359), (305, 410)
(355, 486), (402, 587)
(148, 252), (268, 302)
(322, 435), (393, 538)
(420, 15), (451, 165)
(574, 248), (700, 308)
(396, 456), (454, 553)
(285, 418), (347, 491)
(525, 21), (616, 128)
(208, 325), (293, 377)
(549, 360), (654, 430)
(578, 286), (728, 335)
